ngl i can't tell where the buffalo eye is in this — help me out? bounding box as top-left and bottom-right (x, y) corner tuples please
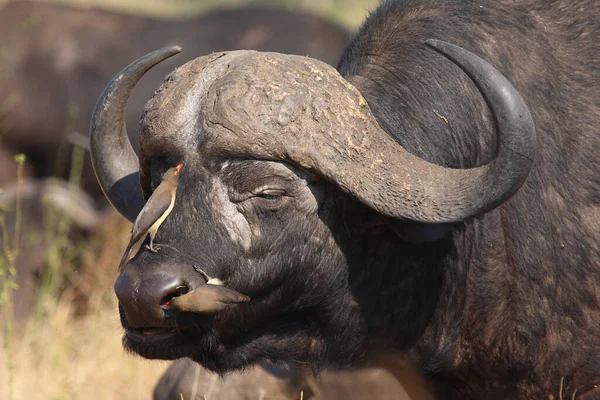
(255, 189), (286, 200)
(248, 188), (289, 211)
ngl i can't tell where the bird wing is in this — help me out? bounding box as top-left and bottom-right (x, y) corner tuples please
(169, 285), (250, 313)
(130, 186), (174, 242)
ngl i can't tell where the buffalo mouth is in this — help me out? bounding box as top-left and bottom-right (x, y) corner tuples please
(124, 327), (180, 345)
(119, 304), (217, 359)
(118, 295), (331, 371)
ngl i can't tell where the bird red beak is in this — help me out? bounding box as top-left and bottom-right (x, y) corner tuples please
(175, 163), (184, 175)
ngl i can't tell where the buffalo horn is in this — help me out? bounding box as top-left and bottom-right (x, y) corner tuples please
(342, 40), (536, 222)
(89, 46), (181, 222)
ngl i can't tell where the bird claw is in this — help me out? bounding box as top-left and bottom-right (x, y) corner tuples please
(145, 244), (161, 253)
(192, 265), (212, 282)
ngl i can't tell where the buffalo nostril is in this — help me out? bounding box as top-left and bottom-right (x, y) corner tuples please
(115, 273), (189, 329)
(161, 285), (189, 307)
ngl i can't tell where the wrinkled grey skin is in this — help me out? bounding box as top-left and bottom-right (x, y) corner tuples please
(91, 0), (599, 399)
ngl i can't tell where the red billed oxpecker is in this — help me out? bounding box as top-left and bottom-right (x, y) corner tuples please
(164, 283), (251, 314)
(119, 163), (183, 268)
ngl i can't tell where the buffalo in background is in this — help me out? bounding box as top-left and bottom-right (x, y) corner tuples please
(153, 358), (428, 400)
(0, 177), (113, 322)
(0, 1), (349, 199)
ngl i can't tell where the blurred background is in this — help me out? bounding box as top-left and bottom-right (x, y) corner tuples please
(0, 0), (430, 399)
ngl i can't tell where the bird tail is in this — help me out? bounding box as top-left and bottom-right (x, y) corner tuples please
(118, 247), (133, 272)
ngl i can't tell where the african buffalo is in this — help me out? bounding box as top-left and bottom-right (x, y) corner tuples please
(0, 1), (348, 197)
(90, 0), (599, 399)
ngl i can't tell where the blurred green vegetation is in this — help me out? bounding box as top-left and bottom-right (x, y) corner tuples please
(0, 0), (379, 29)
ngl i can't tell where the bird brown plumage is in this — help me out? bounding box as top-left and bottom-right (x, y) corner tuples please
(119, 163), (183, 268)
(167, 283), (250, 314)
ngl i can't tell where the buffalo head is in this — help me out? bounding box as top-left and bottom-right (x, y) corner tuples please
(90, 43), (534, 371)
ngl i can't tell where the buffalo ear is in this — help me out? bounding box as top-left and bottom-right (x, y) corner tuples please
(388, 220), (456, 243)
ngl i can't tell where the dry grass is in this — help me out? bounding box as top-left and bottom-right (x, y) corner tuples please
(0, 289), (170, 400)
(0, 214), (171, 400)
